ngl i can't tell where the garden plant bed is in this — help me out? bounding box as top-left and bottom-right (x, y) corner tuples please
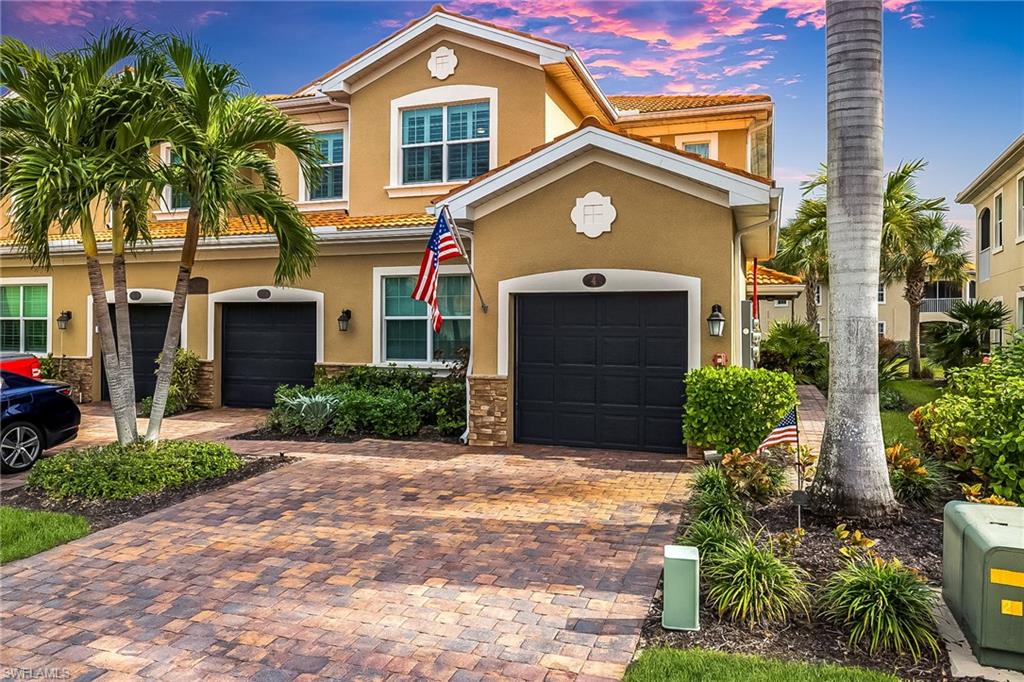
(2, 454), (294, 533)
(231, 426), (460, 444)
(639, 498), (979, 682)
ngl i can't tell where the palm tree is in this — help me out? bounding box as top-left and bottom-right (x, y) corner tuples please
(884, 213), (969, 377)
(775, 204), (829, 327)
(927, 299), (1011, 369)
(810, 0), (898, 519)
(0, 29), (166, 444)
(143, 38), (321, 440)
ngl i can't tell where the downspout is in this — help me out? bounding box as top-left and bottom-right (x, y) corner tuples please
(460, 230), (475, 445)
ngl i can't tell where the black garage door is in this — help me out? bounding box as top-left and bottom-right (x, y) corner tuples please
(101, 303), (172, 401)
(221, 302), (316, 407)
(515, 292), (687, 454)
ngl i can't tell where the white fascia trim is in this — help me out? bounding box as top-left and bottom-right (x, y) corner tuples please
(207, 286), (324, 363)
(389, 85), (498, 189)
(956, 132), (1024, 204)
(496, 269), (701, 376)
(85, 289), (186, 359)
(615, 101), (774, 125)
(442, 126), (771, 220)
(0, 276), (54, 355)
(565, 51), (617, 121)
(316, 13), (567, 93)
(371, 264), (471, 366)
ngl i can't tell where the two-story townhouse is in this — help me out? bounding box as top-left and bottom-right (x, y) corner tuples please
(956, 133), (1024, 334)
(0, 6), (781, 453)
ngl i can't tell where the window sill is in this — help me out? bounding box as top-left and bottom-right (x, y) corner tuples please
(1015, 235), (1024, 245)
(992, 246), (1004, 255)
(153, 209), (189, 222)
(297, 199), (348, 213)
(373, 361), (455, 375)
(385, 182), (466, 199)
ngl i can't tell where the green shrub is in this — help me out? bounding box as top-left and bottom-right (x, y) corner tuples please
(280, 392), (339, 435)
(704, 536), (810, 626)
(138, 348), (202, 418)
(819, 557), (939, 659)
(680, 520), (739, 563)
(322, 365), (434, 394)
(692, 487), (747, 529)
(878, 388), (904, 411)
(423, 381), (467, 436)
(364, 388), (422, 438)
(27, 441), (242, 500)
(684, 366), (797, 453)
(692, 465), (731, 496)
(885, 444), (947, 508)
(720, 449), (788, 503)
(758, 322), (828, 385)
(266, 384), (316, 434)
(38, 353), (69, 382)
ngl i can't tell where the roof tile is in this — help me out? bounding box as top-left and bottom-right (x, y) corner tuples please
(610, 94), (772, 114)
(746, 262), (802, 286)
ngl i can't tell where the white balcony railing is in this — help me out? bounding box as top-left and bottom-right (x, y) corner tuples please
(922, 297), (968, 313)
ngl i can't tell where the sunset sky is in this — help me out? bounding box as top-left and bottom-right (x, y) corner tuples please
(3, 1), (1022, 235)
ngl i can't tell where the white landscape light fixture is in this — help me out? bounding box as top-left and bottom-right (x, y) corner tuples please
(706, 304), (725, 337)
(337, 309), (352, 332)
(56, 310), (72, 330)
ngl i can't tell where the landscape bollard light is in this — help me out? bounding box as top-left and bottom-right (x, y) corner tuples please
(662, 545), (700, 631)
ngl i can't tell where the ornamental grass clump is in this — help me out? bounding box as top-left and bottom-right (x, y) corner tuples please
(819, 557), (940, 659)
(692, 464), (731, 496)
(703, 535), (810, 626)
(680, 520), (740, 564)
(691, 487), (747, 529)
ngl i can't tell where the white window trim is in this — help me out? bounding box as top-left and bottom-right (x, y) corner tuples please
(877, 283), (887, 305)
(878, 321), (886, 336)
(774, 299), (789, 307)
(1016, 172), (1024, 244)
(372, 265), (471, 367)
(1016, 290), (1024, 328)
(85, 289), (187, 359)
(816, 320), (823, 337)
(0, 276), (53, 356)
(155, 143), (190, 222)
(993, 191), (1004, 252)
(298, 122), (350, 211)
(674, 132), (719, 160)
(206, 287), (324, 363)
(814, 284), (822, 306)
(387, 85), (498, 197)
(496, 269), (702, 376)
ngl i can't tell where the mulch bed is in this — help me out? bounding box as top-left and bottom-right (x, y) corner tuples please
(232, 426), (461, 444)
(640, 496), (981, 682)
(1, 454), (294, 532)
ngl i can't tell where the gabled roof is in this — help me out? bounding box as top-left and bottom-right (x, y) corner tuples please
(610, 94), (772, 114)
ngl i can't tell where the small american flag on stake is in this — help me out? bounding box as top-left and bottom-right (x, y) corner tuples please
(412, 209), (463, 332)
(756, 407), (799, 454)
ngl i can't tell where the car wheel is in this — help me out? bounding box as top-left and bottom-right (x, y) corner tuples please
(1, 422), (44, 474)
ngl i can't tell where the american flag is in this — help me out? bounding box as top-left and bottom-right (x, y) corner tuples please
(756, 408), (799, 454)
(412, 209), (463, 332)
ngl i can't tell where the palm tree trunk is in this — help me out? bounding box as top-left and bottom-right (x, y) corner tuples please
(810, 0), (898, 519)
(81, 215), (137, 444)
(904, 273), (925, 378)
(804, 275), (819, 327)
(110, 200), (138, 418)
(145, 208), (199, 442)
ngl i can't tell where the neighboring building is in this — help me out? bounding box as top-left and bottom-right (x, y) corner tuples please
(956, 133), (1024, 334)
(0, 7), (781, 453)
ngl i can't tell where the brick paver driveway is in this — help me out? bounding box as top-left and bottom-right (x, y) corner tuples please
(1, 439), (691, 681)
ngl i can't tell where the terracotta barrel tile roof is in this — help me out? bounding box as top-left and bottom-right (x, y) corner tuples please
(610, 94), (772, 113)
(746, 262), (802, 286)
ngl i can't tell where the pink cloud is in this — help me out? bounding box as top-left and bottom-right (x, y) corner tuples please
(901, 11), (924, 28)
(723, 58), (771, 77)
(12, 0), (93, 27)
(192, 9), (227, 27)
(744, 47), (766, 56)
(762, 33), (788, 41)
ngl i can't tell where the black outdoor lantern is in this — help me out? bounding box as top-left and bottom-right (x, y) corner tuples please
(56, 310), (72, 331)
(706, 304), (725, 337)
(337, 309), (352, 332)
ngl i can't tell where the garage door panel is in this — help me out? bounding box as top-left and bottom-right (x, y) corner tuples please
(222, 302), (316, 408)
(515, 292), (686, 454)
(101, 304), (172, 401)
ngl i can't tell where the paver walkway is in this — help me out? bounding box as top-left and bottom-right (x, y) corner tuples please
(796, 385), (827, 454)
(0, 439), (691, 681)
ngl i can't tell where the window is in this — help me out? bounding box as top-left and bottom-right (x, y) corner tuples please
(401, 102), (489, 185)
(674, 133), (718, 160)
(1018, 177), (1024, 240)
(878, 321), (886, 336)
(774, 299), (788, 307)
(383, 275), (470, 362)
(683, 142), (711, 158)
(816, 321), (823, 337)
(169, 148), (190, 210)
(0, 284), (48, 353)
(994, 193), (1003, 249)
(309, 132), (344, 200)
(814, 285), (822, 306)
(877, 284), (886, 304)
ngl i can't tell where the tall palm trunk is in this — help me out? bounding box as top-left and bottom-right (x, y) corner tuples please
(804, 275), (820, 327)
(81, 214), (137, 444)
(810, 0), (898, 519)
(145, 208), (199, 441)
(110, 200), (138, 421)
(904, 268), (926, 377)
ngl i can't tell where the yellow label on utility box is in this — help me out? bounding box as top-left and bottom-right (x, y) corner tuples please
(1001, 600), (1023, 617)
(991, 568), (1024, 588)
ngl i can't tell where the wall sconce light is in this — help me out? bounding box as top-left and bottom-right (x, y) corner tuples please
(706, 304), (725, 337)
(337, 309), (352, 332)
(57, 310), (73, 331)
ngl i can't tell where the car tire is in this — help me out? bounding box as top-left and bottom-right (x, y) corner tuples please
(1, 421), (44, 474)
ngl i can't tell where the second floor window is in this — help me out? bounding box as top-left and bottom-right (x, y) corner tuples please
(169, 149), (190, 210)
(877, 283), (886, 304)
(401, 102), (489, 185)
(310, 132), (344, 200)
(994, 193), (1003, 249)
(682, 142), (711, 158)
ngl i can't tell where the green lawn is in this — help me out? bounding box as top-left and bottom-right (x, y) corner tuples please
(881, 410), (919, 449)
(625, 648), (898, 682)
(890, 379), (943, 408)
(0, 507), (90, 564)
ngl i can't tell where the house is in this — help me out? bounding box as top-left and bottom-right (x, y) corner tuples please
(0, 6), (781, 453)
(956, 133), (1024, 334)
(759, 277), (976, 341)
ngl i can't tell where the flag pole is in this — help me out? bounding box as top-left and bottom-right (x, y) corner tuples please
(443, 205), (488, 313)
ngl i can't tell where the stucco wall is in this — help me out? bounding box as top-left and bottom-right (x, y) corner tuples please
(969, 160), (1024, 329)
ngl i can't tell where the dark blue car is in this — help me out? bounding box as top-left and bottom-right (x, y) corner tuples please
(0, 371), (81, 473)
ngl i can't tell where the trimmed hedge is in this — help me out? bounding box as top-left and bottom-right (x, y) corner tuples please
(27, 441), (242, 500)
(684, 366), (797, 453)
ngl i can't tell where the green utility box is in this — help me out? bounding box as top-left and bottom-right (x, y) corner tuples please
(943, 501), (1024, 671)
(663, 545), (700, 631)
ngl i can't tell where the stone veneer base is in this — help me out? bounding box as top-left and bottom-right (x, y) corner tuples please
(468, 375), (509, 447)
